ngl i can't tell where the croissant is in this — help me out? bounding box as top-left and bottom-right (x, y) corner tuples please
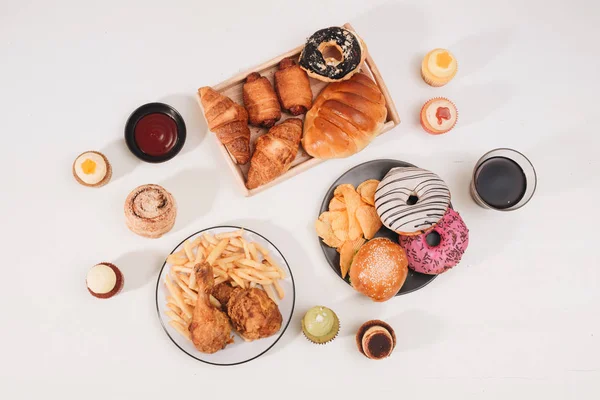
(274, 58), (313, 115)
(302, 72), (387, 159)
(243, 72), (281, 128)
(246, 118), (303, 190)
(198, 87), (251, 164)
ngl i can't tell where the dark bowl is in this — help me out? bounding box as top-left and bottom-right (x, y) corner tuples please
(124, 102), (186, 163)
(318, 159), (437, 296)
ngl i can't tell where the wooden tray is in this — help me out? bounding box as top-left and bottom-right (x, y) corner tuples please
(196, 23), (400, 197)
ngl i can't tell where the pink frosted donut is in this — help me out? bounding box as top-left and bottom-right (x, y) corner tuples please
(398, 209), (469, 275)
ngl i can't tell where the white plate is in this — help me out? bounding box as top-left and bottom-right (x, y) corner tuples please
(155, 225), (296, 366)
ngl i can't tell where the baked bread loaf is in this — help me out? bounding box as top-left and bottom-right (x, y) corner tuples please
(246, 118), (302, 190)
(302, 72), (387, 159)
(198, 87), (251, 164)
(349, 237), (408, 302)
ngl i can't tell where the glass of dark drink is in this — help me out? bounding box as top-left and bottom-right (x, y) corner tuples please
(471, 148), (537, 211)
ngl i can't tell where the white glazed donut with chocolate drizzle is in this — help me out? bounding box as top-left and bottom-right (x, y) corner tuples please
(374, 167), (451, 236)
(298, 27), (366, 82)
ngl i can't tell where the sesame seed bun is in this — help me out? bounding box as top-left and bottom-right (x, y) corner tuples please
(349, 238), (408, 302)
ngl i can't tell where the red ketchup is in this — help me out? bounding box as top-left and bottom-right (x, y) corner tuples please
(435, 107), (452, 125)
(134, 113), (178, 156)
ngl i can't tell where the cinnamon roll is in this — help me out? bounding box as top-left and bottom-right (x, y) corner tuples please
(124, 184), (177, 238)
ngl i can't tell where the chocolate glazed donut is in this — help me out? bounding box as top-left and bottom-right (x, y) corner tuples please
(299, 27), (366, 82)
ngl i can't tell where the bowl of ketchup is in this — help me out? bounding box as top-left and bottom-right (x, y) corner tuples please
(125, 103), (186, 163)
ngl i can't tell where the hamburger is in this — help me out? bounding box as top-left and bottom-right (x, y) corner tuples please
(349, 237), (408, 302)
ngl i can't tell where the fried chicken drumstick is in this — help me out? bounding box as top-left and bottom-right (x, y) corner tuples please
(189, 263), (233, 353)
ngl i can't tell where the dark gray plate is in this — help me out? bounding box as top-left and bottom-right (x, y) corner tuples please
(318, 159), (437, 296)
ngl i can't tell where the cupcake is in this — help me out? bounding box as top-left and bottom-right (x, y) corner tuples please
(356, 320), (396, 360)
(72, 151), (112, 187)
(124, 184), (177, 238)
(86, 262), (124, 299)
(421, 48), (458, 87)
(420, 97), (458, 135)
(301, 306), (340, 344)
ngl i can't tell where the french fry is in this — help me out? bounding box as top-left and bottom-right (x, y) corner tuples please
(260, 270), (282, 279)
(235, 258), (269, 271)
(225, 244), (239, 253)
(229, 237), (244, 248)
(166, 296), (176, 304)
(166, 310), (187, 326)
(188, 268), (197, 290)
(173, 273), (198, 301)
(201, 238), (211, 249)
(167, 254), (188, 266)
(165, 276), (192, 319)
(228, 271), (246, 289)
(235, 269), (271, 286)
(206, 238), (229, 265)
(173, 249), (187, 258)
(248, 243), (260, 262)
(215, 253), (244, 266)
(203, 233), (218, 245)
(167, 302), (181, 313)
(255, 242), (286, 278)
(194, 245), (205, 263)
(273, 279), (285, 300)
(214, 276), (228, 285)
(263, 283), (278, 303)
(209, 295), (222, 309)
(213, 266), (228, 278)
(178, 273), (190, 287)
(169, 320), (191, 341)
(215, 229), (244, 239)
(240, 267), (271, 281)
(184, 240), (195, 261)
(230, 280), (239, 287)
(184, 298), (195, 306)
(249, 281), (257, 288)
(241, 238), (251, 260)
(191, 236), (203, 247)
(172, 266), (192, 274)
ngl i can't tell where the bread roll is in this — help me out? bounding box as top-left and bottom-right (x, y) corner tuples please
(302, 72), (387, 159)
(349, 238), (408, 302)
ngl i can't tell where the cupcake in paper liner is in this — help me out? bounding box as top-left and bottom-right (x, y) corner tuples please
(301, 306), (340, 344)
(421, 48), (458, 87)
(72, 151), (112, 188)
(420, 97), (458, 135)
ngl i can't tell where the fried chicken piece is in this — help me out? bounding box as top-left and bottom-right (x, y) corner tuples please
(212, 282), (241, 308)
(227, 288), (282, 341)
(189, 263), (233, 353)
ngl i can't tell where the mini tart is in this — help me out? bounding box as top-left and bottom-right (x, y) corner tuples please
(356, 320), (396, 360)
(421, 48), (458, 87)
(73, 151), (112, 187)
(420, 98), (458, 135)
(86, 262), (124, 299)
(301, 306), (340, 344)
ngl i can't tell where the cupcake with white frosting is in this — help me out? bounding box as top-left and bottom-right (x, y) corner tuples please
(86, 262), (124, 299)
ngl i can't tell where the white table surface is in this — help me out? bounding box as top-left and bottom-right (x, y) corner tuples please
(2, 0), (599, 398)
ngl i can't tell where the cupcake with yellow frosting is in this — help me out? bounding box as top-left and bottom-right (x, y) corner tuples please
(72, 151), (112, 187)
(421, 48), (458, 87)
(301, 306), (340, 344)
